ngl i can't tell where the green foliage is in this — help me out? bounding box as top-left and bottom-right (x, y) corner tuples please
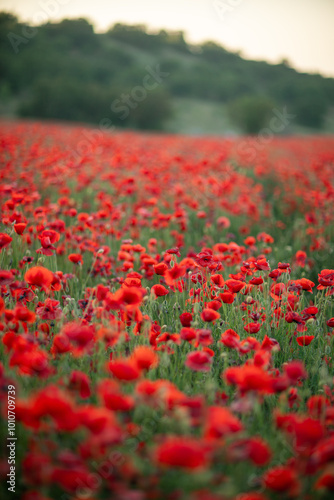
(19, 78), (119, 124)
(0, 12), (334, 130)
(293, 81), (328, 128)
(228, 95), (276, 134)
(130, 89), (173, 130)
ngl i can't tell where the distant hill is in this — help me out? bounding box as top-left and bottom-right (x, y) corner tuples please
(1, 12), (334, 134)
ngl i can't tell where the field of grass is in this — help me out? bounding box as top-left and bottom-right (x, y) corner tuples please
(0, 120), (334, 499)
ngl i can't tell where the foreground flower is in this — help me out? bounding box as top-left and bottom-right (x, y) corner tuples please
(151, 284), (169, 298)
(263, 466), (300, 496)
(68, 253), (83, 265)
(24, 266), (54, 292)
(36, 299), (62, 320)
(201, 308), (220, 322)
(155, 436), (209, 469)
(185, 350), (213, 372)
(131, 345), (159, 370)
(296, 335), (315, 346)
(0, 232), (12, 250)
(14, 223), (27, 235)
(108, 359), (141, 381)
(205, 406), (243, 439)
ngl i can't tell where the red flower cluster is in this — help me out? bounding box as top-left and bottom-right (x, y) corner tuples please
(0, 121), (334, 499)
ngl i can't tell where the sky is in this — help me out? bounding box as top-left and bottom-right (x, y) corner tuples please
(1, 0), (334, 77)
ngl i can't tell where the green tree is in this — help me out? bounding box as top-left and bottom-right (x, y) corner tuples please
(294, 82), (327, 128)
(228, 95), (275, 134)
(130, 89), (173, 130)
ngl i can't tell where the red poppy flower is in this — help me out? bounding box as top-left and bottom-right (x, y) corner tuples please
(165, 247), (181, 257)
(14, 305), (36, 323)
(98, 379), (134, 411)
(211, 273), (225, 288)
(220, 291), (235, 303)
(295, 250), (307, 267)
(217, 216), (230, 228)
(68, 253), (83, 265)
(50, 466), (95, 493)
(155, 437), (208, 469)
(131, 345), (159, 370)
(315, 471), (334, 491)
(220, 329), (240, 348)
(224, 365), (273, 394)
(318, 269), (334, 289)
(291, 278), (315, 293)
(244, 236), (256, 246)
(185, 350), (212, 372)
(151, 284), (169, 297)
(69, 370), (91, 398)
(108, 359), (141, 381)
(250, 276), (263, 285)
(62, 322), (95, 348)
(123, 276), (142, 288)
(180, 327), (197, 342)
(165, 263), (186, 286)
(227, 437), (271, 466)
(270, 283), (286, 299)
(197, 329), (213, 346)
(235, 494), (268, 500)
(204, 406), (243, 439)
(254, 258), (270, 271)
(244, 322), (261, 334)
(106, 286), (145, 311)
(225, 279), (245, 293)
(36, 299), (62, 320)
(296, 335), (314, 346)
(206, 300), (222, 311)
(153, 262), (168, 275)
(51, 334), (71, 355)
(195, 250), (214, 267)
(0, 270), (15, 286)
(180, 312), (193, 327)
(201, 308), (220, 322)
(307, 395), (327, 418)
(284, 360), (307, 382)
(327, 318), (334, 328)
(263, 466), (300, 495)
(24, 266), (54, 292)
(14, 223), (27, 235)
(0, 232), (12, 250)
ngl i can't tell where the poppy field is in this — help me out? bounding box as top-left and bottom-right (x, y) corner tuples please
(1, 120), (334, 500)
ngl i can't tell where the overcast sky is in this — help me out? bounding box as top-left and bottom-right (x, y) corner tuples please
(1, 0), (334, 77)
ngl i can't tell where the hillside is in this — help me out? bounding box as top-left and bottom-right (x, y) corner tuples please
(1, 13), (334, 133)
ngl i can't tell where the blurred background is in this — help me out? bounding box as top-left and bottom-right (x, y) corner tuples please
(0, 0), (334, 135)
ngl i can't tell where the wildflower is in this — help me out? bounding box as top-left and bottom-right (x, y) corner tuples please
(201, 308), (220, 322)
(131, 345), (159, 370)
(153, 262), (168, 275)
(24, 266), (54, 292)
(36, 298), (62, 320)
(263, 466), (300, 496)
(151, 284), (169, 297)
(180, 312), (193, 327)
(69, 370), (91, 398)
(296, 335), (314, 346)
(68, 253), (83, 264)
(225, 279), (245, 293)
(14, 223), (27, 235)
(0, 232), (12, 250)
(204, 406), (243, 439)
(108, 359), (141, 381)
(185, 350), (212, 372)
(156, 437), (209, 469)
